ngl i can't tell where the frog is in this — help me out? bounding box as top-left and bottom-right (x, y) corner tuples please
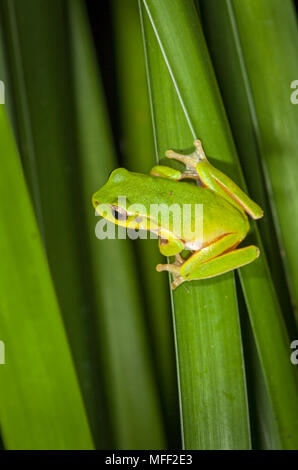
(92, 140), (263, 289)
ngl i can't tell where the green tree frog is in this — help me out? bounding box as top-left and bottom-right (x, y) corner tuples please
(92, 140), (263, 289)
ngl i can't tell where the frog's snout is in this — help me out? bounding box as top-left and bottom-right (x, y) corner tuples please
(92, 194), (100, 210)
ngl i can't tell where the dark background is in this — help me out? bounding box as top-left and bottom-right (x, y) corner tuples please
(86, 1), (121, 158)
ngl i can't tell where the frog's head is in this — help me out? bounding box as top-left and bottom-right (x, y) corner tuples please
(92, 168), (158, 232)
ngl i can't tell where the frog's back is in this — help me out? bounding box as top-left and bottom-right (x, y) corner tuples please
(127, 172), (248, 242)
(158, 178), (248, 243)
(106, 169), (248, 243)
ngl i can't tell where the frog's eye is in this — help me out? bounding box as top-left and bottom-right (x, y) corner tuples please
(111, 205), (128, 221)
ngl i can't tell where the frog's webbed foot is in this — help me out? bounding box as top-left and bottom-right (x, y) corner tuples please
(156, 264), (185, 290)
(156, 254), (186, 290)
(165, 139), (206, 166)
(151, 140), (206, 182)
(156, 251), (184, 271)
(171, 276), (185, 290)
(193, 139), (207, 159)
(165, 139), (206, 179)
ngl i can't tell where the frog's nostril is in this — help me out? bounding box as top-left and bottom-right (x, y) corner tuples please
(92, 196), (100, 208)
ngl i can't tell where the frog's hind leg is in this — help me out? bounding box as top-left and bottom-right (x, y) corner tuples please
(181, 232), (244, 277)
(157, 245), (259, 289)
(182, 245), (260, 282)
(157, 231), (259, 288)
(192, 142), (263, 219)
(165, 140), (264, 220)
(156, 251), (184, 274)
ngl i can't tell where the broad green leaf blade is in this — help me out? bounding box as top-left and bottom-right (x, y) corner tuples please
(68, 0), (165, 449)
(112, 0), (156, 173)
(0, 0), (105, 444)
(162, 0), (298, 449)
(0, 16), (15, 126)
(230, 0), (298, 322)
(238, 245), (298, 449)
(199, 0), (295, 333)
(200, 0), (298, 448)
(112, 0), (179, 444)
(0, 108), (93, 450)
(236, 276), (285, 450)
(140, 0), (251, 450)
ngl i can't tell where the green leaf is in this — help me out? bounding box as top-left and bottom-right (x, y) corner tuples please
(0, 107), (93, 450)
(229, 0), (298, 322)
(199, 0), (295, 331)
(68, 0), (165, 449)
(140, 0), (251, 449)
(199, 0), (298, 448)
(0, 0), (104, 444)
(112, 0), (179, 445)
(0, 16), (15, 125)
(199, 0), (298, 449)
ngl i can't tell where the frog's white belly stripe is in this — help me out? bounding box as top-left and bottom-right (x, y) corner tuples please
(184, 240), (203, 251)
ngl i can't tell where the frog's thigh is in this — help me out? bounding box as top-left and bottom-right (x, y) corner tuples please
(183, 246), (260, 280)
(156, 232), (241, 277)
(181, 233), (241, 278)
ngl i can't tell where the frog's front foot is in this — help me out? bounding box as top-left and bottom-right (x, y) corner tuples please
(156, 263), (180, 274)
(165, 139), (207, 169)
(171, 276), (185, 290)
(156, 263), (185, 290)
(193, 139), (207, 160)
(156, 254), (186, 290)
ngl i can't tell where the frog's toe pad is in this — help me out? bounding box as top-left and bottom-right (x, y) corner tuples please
(171, 276), (185, 290)
(156, 263), (180, 274)
(156, 264), (166, 272)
